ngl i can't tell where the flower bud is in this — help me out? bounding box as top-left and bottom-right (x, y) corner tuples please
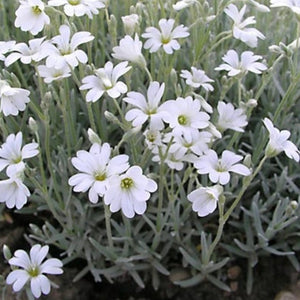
(29, 117), (38, 134)
(3, 244), (12, 261)
(122, 14), (139, 36)
(87, 128), (102, 145)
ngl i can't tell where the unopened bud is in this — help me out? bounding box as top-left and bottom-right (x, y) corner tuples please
(122, 14), (139, 36)
(29, 117), (38, 134)
(246, 98), (258, 108)
(87, 128), (102, 145)
(243, 154), (252, 168)
(3, 244), (12, 261)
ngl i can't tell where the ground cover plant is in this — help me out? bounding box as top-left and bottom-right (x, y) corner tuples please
(0, 0), (300, 299)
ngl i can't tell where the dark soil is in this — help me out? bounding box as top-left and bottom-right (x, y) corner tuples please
(1, 212), (299, 300)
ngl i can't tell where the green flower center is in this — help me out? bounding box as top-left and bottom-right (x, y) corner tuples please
(27, 266), (40, 277)
(121, 178), (134, 189)
(68, 0), (80, 5)
(32, 6), (42, 15)
(178, 115), (188, 125)
(95, 173), (106, 181)
(13, 156), (22, 164)
(147, 132), (156, 142)
(161, 36), (171, 44)
(216, 161), (227, 172)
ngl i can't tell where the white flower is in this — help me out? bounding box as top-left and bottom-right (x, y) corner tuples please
(6, 244), (63, 298)
(143, 128), (163, 151)
(0, 41), (16, 61)
(187, 185), (223, 217)
(167, 130), (212, 158)
(80, 61), (131, 102)
(263, 118), (300, 161)
(180, 67), (214, 91)
(194, 150), (251, 185)
(68, 143), (129, 203)
(48, 0), (105, 19)
(215, 49), (267, 77)
(112, 34), (146, 67)
(142, 19), (189, 54)
(37, 64), (72, 83)
(0, 164), (30, 209)
(0, 80), (30, 116)
(0, 132), (39, 172)
(173, 0), (197, 11)
(270, 0), (300, 14)
(5, 37), (54, 67)
(248, 0), (270, 12)
(15, 0), (50, 35)
(217, 101), (248, 132)
(160, 96), (210, 138)
(104, 166), (157, 218)
(225, 4), (265, 47)
(121, 14), (139, 36)
(152, 145), (185, 170)
(46, 25), (94, 69)
(124, 81), (167, 130)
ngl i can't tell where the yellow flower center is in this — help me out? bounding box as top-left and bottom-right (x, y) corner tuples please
(95, 173), (106, 181)
(68, 0), (80, 5)
(121, 178), (133, 189)
(178, 115), (188, 125)
(27, 266), (40, 277)
(32, 6), (42, 15)
(161, 37), (171, 44)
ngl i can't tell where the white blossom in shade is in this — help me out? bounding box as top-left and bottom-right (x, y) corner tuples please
(194, 150), (251, 185)
(142, 19), (189, 54)
(0, 80), (30, 116)
(160, 96), (210, 138)
(167, 130), (212, 159)
(180, 67), (214, 91)
(80, 61), (131, 102)
(215, 50), (267, 77)
(46, 25), (94, 69)
(0, 132), (39, 173)
(0, 41), (16, 61)
(217, 101), (248, 132)
(225, 4), (265, 48)
(37, 64), (72, 84)
(124, 81), (167, 130)
(0, 164), (29, 209)
(152, 145), (185, 170)
(143, 128), (163, 151)
(6, 244), (63, 298)
(187, 185), (223, 217)
(263, 118), (300, 161)
(68, 143), (129, 203)
(15, 0), (50, 35)
(112, 34), (146, 67)
(121, 14), (139, 36)
(104, 166), (157, 218)
(48, 0), (105, 18)
(270, 0), (300, 14)
(173, 0), (197, 11)
(5, 38), (55, 67)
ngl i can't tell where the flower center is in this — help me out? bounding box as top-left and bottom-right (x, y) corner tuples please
(216, 161), (227, 172)
(32, 5), (42, 15)
(27, 266), (40, 277)
(161, 36), (171, 44)
(178, 115), (188, 125)
(13, 156), (22, 164)
(68, 0), (80, 5)
(121, 177), (134, 189)
(95, 173), (106, 181)
(146, 132), (157, 142)
(60, 47), (72, 56)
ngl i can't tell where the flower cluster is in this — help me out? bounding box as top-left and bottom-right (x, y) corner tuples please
(69, 142), (157, 218)
(0, 132), (38, 209)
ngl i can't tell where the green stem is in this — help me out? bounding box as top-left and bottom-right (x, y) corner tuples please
(206, 156), (268, 262)
(104, 205), (114, 248)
